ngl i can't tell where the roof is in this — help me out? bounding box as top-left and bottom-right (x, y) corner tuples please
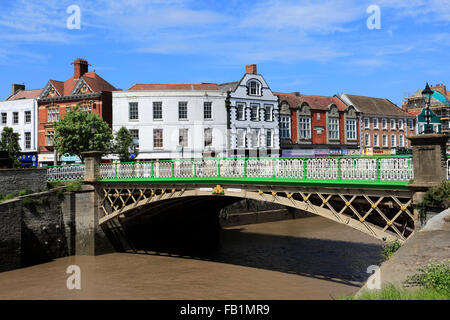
(408, 110), (421, 116)
(343, 94), (412, 117)
(45, 72), (117, 97)
(218, 81), (239, 93)
(128, 83), (220, 91)
(7, 88), (43, 101)
(274, 92), (348, 111)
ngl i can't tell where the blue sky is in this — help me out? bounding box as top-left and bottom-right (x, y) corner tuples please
(0, 0), (449, 106)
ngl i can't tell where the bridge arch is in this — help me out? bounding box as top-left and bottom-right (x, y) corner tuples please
(99, 183), (415, 243)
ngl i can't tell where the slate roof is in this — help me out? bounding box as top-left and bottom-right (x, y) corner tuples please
(343, 94), (413, 117)
(275, 92), (347, 111)
(7, 88), (43, 101)
(218, 81), (239, 93)
(128, 83), (220, 91)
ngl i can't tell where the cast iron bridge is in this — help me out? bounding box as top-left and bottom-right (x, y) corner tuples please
(46, 156), (450, 243)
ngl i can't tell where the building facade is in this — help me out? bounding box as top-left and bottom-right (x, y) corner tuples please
(37, 58), (117, 165)
(219, 64), (280, 157)
(341, 93), (416, 156)
(276, 92), (360, 157)
(112, 83), (228, 160)
(0, 85), (42, 167)
(403, 83), (449, 135)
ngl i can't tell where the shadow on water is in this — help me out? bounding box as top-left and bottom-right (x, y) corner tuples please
(119, 197), (384, 288)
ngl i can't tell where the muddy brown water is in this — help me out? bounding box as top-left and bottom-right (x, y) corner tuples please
(0, 216), (384, 300)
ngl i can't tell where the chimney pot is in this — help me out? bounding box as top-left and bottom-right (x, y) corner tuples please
(246, 64), (257, 74)
(72, 58), (89, 79)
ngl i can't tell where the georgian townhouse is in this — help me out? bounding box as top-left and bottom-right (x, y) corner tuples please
(37, 58), (117, 165)
(219, 64), (280, 157)
(112, 83), (227, 160)
(0, 85), (43, 167)
(275, 92), (360, 157)
(341, 94), (415, 156)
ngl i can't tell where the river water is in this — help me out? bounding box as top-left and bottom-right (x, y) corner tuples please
(0, 216), (384, 300)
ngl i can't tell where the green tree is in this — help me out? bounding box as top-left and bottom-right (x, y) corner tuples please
(53, 108), (113, 163)
(0, 127), (21, 167)
(112, 127), (139, 162)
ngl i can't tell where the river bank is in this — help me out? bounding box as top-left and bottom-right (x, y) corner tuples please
(356, 208), (450, 296)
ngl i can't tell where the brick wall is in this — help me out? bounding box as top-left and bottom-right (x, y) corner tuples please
(0, 168), (47, 196)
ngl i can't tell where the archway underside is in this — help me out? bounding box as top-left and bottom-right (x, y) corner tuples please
(98, 183), (415, 243)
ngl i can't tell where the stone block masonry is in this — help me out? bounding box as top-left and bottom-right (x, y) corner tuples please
(0, 186), (115, 272)
(0, 168), (47, 196)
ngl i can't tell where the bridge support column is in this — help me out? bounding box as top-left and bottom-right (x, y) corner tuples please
(74, 151), (114, 255)
(407, 134), (449, 228)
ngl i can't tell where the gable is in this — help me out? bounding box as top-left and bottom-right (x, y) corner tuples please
(230, 73), (277, 102)
(40, 81), (63, 98)
(70, 79), (93, 95)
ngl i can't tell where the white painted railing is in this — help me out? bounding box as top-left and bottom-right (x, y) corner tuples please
(47, 165), (85, 182)
(46, 157), (423, 183)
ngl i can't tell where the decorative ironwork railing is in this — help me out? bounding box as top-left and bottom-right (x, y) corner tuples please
(47, 164), (85, 182)
(98, 157), (414, 183)
(45, 157), (420, 184)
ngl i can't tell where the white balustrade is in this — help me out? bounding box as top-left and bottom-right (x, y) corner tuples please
(154, 162), (173, 178)
(220, 159), (245, 177)
(174, 161), (195, 178)
(49, 157), (418, 183)
(306, 158), (339, 180)
(196, 159), (219, 177)
(47, 165), (85, 182)
(275, 159), (304, 179)
(247, 159), (273, 178)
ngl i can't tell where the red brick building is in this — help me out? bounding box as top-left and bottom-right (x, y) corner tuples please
(37, 58), (117, 165)
(276, 92), (360, 157)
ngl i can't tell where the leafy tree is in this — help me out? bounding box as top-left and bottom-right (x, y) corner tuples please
(0, 127), (21, 167)
(53, 107), (113, 163)
(112, 126), (139, 162)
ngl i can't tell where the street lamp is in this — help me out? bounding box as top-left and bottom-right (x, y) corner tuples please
(421, 83), (434, 134)
(91, 123), (96, 150)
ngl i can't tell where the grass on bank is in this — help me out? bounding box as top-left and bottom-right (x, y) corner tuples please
(382, 240), (402, 260)
(339, 262), (450, 300)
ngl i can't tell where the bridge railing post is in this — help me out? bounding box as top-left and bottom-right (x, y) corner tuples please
(81, 151), (103, 182)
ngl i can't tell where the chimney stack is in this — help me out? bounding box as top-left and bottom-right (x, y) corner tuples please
(246, 64), (257, 74)
(12, 84), (25, 95)
(72, 58), (89, 79)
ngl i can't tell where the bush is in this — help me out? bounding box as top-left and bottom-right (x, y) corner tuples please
(66, 181), (82, 192)
(18, 189), (33, 196)
(418, 181), (450, 223)
(382, 239), (402, 260)
(405, 262), (450, 292)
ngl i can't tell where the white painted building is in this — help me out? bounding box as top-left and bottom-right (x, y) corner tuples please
(219, 64), (280, 157)
(0, 85), (42, 166)
(112, 83), (228, 160)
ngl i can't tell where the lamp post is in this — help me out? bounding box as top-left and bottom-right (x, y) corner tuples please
(91, 123), (96, 150)
(421, 83), (434, 134)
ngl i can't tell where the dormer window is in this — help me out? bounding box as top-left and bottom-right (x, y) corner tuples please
(248, 80), (261, 96)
